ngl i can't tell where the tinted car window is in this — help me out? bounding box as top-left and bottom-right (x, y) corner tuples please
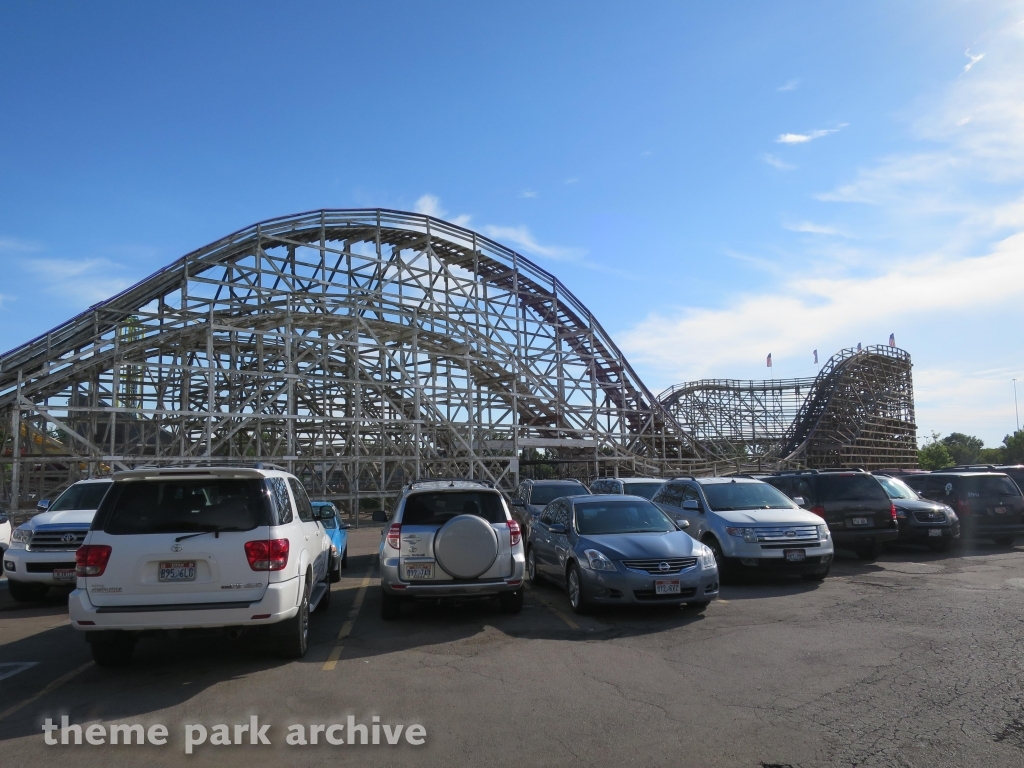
(654, 483), (684, 507)
(49, 482), (111, 512)
(962, 476), (1021, 498)
(288, 478), (315, 522)
(815, 475), (888, 502)
(620, 482), (664, 500)
(530, 483), (586, 505)
(702, 482), (794, 510)
(403, 492), (505, 525)
(574, 500), (675, 535)
(103, 479), (265, 534)
(267, 478), (293, 524)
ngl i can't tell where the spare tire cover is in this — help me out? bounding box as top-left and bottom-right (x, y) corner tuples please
(434, 514), (499, 579)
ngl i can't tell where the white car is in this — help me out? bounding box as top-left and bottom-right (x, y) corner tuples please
(653, 477), (835, 581)
(0, 506), (11, 561)
(3, 479), (113, 601)
(68, 466), (333, 666)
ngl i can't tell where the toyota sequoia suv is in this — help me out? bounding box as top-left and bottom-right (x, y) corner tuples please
(762, 470), (898, 560)
(68, 466), (334, 666)
(377, 479), (526, 619)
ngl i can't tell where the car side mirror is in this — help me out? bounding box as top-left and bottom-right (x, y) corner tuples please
(36, 499), (51, 512)
(339, 520), (351, 529)
(548, 523), (567, 535)
(792, 496), (806, 506)
(511, 498), (524, 507)
(675, 518), (690, 529)
(682, 499), (699, 511)
(371, 509), (389, 523)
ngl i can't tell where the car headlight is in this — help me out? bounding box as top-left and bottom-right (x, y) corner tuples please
(943, 506), (956, 522)
(583, 549), (616, 571)
(10, 527), (31, 549)
(701, 546), (717, 569)
(725, 527), (757, 543)
(817, 524), (830, 540)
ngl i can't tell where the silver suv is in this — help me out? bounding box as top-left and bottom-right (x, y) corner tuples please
(376, 479), (526, 619)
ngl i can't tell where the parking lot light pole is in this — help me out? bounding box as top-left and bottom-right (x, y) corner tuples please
(1014, 378), (1020, 433)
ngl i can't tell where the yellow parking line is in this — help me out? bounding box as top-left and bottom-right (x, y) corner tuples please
(322, 569), (374, 671)
(0, 661), (93, 723)
(527, 589), (579, 629)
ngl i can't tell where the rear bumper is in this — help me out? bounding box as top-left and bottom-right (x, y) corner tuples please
(69, 577), (302, 631)
(380, 552), (526, 597)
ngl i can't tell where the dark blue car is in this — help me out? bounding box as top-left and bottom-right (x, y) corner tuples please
(312, 501), (350, 580)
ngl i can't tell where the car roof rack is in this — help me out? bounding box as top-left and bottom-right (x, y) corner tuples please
(770, 469), (819, 475)
(408, 477), (495, 489)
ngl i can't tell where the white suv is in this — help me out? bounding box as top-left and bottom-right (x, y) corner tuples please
(377, 479), (526, 619)
(68, 466), (333, 666)
(3, 478), (113, 601)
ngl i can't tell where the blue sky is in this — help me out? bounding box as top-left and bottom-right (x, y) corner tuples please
(1, 1), (1022, 445)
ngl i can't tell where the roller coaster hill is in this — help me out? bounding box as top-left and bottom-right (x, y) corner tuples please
(0, 209), (917, 513)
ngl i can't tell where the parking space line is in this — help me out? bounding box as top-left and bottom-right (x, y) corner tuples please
(527, 590), (579, 629)
(322, 569), (375, 671)
(0, 661), (93, 723)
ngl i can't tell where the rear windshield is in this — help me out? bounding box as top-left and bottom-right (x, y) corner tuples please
(702, 482), (794, 511)
(815, 475), (888, 502)
(102, 479), (267, 535)
(962, 476), (1021, 498)
(575, 500), (675, 535)
(49, 482), (111, 512)
(530, 483), (588, 505)
(620, 482), (665, 500)
(402, 492), (506, 525)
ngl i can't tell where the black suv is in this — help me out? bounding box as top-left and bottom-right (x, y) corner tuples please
(937, 465), (1024, 492)
(901, 471), (1023, 547)
(763, 470), (898, 560)
(509, 479), (590, 538)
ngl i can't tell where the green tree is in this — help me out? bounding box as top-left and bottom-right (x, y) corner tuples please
(918, 432), (954, 470)
(940, 432), (984, 465)
(978, 447), (1006, 464)
(1002, 430), (1024, 464)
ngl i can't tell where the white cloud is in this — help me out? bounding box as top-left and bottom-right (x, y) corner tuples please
(963, 48), (985, 73)
(776, 124), (848, 144)
(763, 153), (795, 170)
(777, 79), (800, 92)
(564, 177), (579, 185)
(519, 190), (537, 199)
(783, 221), (843, 235)
(413, 194), (472, 227)
(0, 236), (42, 253)
(481, 225), (585, 261)
(25, 258), (135, 306)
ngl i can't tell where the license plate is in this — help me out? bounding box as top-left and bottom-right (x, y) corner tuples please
(53, 568), (76, 582)
(654, 579), (681, 594)
(994, 506), (1007, 515)
(851, 517), (870, 526)
(784, 549), (806, 562)
(404, 562), (434, 580)
(159, 561), (196, 582)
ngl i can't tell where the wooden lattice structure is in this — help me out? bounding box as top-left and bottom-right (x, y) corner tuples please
(660, 345), (918, 470)
(0, 209), (722, 512)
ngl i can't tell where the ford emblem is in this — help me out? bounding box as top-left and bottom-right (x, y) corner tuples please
(171, 543), (183, 552)
(658, 561), (670, 572)
(61, 533), (76, 543)
(785, 530), (796, 538)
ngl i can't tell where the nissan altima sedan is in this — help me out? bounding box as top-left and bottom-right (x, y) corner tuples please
(526, 494), (719, 613)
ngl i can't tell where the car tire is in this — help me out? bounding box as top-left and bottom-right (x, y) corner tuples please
(329, 553), (341, 584)
(340, 546), (348, 569)
(499, 588), (524, 614)
(278, 579), (310, 658)
(855, 541), (881, 561)
(993, 535), (1017, 548)
(315, 578), (332, 612)
(526, 546), (540, 585)
(566, 563), (588, 614)
(802, 565), (830, 581)
(89, 633), (136, 668)
(703, 537), (730, 583)
(7, 580), (49, 603)
(380, 590), (402, 621)
(928, 538), (954, 552)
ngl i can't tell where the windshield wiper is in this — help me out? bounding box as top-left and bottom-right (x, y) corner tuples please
(174, 527), (245, 542)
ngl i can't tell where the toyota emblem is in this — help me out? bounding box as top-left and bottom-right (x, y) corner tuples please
(171, 543), (183, 552)
(658, 561), (670, 572)
(61, 533), (76, 543)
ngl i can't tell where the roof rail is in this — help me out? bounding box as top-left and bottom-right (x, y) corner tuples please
(408, 477), (495, 489)
(771, 469), (820, 475)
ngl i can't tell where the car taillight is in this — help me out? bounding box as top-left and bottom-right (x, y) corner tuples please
(75, 545), (112, 577)
(507, 519), (522, 546)
(386, 523), (402, 550)
(957, 499), (972, 516)
(811, 505), (826, 518)
(244, 538), (290, 571)
(890, 503), (898, 522)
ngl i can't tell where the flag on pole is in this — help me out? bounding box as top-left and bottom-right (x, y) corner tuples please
(889, 333), (895, 347)
(813, 349), (818, 365)
(857, 342), (862, 352)
(766, 353), (772, 368)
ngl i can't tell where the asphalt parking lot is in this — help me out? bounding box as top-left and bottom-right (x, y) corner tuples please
(1, 527), (1022, 768)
